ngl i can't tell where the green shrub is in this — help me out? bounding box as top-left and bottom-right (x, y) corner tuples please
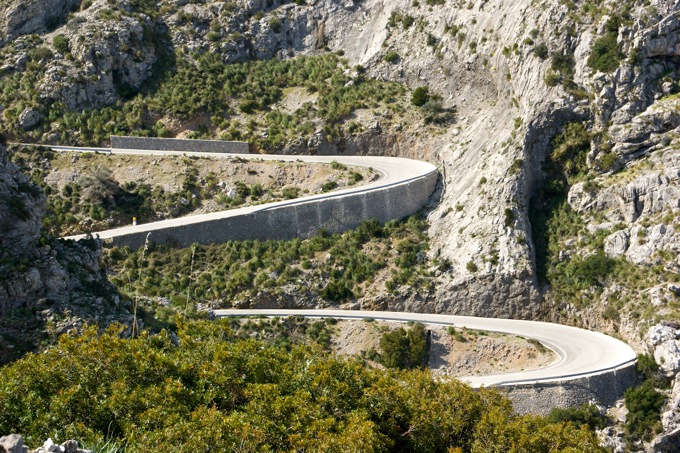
(534, 42), (549, 59)
(549, 122), (591, 180)
(269, 16), (282, 33)
(206, 31), (221, 42)
(466, 260), (478, 273)
(504, 208), (515, 227)
(53, 34), (70, 54)
(625, 380), (666, 441)
(321, 277), (352, 301)
(348, 171), (363, 184)
(411, 86), (430, 107)
(598, 152), (618, 171)
(249, 184), (263, 199)
(563, 251), (615, 289)
(636, 353), (669, 388)
(636, 354), (660, 379)
(320, 181), (338, 192)
(509, 158), (524, 176)
(551, 51), (575, 76)
(548, 403), (606, 430)
(238, 99), (259, 114)
(544, 71), (560, 87)
(588, 16), (624, 73)
(282, 187), (299, 199)
(379, 323), (427, 369)
(383, 50), (399, 63)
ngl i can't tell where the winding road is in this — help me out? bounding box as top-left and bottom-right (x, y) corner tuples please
(214, 309), (637, 388)
(24, 143), (637, 390)
(62, 148), (438, 243)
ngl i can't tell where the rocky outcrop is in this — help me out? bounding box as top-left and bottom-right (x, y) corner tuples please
(0, 143), (128, 364)
(645, 324), (680, 451)
(0, 0), (80, 44)
(42, 7), (160, 110)
(567, 144), (680, 268)
(0, 141), (45, 258)
(0, 435), (90, 453)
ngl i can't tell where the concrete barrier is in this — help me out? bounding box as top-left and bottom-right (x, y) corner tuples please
(103, 171), (438, 249)
(504, 362), (637, 415)
(110, 136), (249, 154)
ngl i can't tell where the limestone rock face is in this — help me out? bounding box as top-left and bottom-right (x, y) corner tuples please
(0, 144), (127, 363)
(568, 146), (680, 267)
(0, 143), (45, 259)
(41, 12), (159, 109)
(0, 0), (80, 43)
(646, 324), (680, 451)
(655, 340), (680, 377)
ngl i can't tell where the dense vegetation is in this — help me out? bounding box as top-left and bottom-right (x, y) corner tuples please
(0, 49), (407, 150)
(0, 320), (608, 452)
(104, 217), (438, 322)
(529, 122), (592, 284)
(623, 354), (668, 442)
(378, 323), (428, 369)
(548, 403), (606, 430)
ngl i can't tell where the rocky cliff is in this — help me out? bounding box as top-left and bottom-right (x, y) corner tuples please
(0, 141), (129, 364)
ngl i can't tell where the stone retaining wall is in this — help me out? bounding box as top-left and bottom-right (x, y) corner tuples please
(104, 172), (438, 249)
(110, 136), (249, 154)
(503, 362), (638, 415)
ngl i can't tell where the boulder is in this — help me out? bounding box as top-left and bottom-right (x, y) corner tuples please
(604, 230), (629, 258)
(0, 434), (28, 453)
(647, 324), (678, 347)
(654, 340), (680, 377)
(18, 109), (42, 130)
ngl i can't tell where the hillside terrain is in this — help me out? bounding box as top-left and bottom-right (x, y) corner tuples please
(8, 146), (371, 236)
(1, 0), (680, 451)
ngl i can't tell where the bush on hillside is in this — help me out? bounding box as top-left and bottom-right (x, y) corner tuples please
(0, 321), (608, 452)
(411, 86), (430, 107)
(379, 323), (427, 369)
(588, 16), (624, 73)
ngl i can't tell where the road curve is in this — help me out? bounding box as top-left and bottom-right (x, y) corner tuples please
(24, 145), (636, 390)
(56, 147), (438, 242)
(214, 309), (637, 388)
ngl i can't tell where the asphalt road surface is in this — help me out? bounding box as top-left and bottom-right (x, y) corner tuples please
(58, 147), (438, 241)
(214, 309), (637, 388)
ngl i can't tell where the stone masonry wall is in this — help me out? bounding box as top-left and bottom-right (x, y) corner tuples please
(503, 362), (638, 415)
(102, 172), (438, 249)
(110, 136), (249, 154)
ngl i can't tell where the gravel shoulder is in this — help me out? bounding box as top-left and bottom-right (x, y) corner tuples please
(331, 320), (555, 377)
